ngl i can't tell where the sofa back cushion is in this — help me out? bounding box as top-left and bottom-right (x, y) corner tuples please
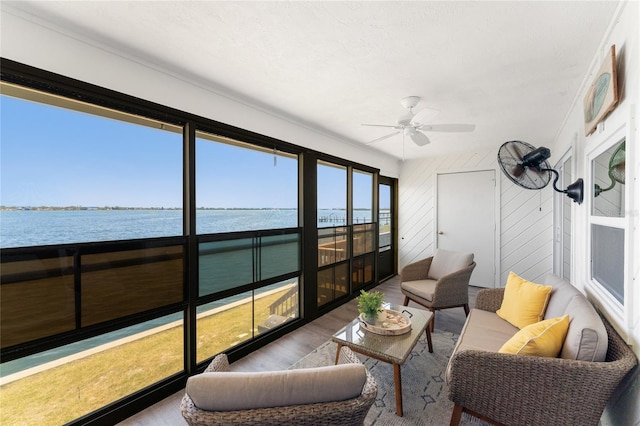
(428, 249), (474, 280)
(543, 274), (608, 361)
(186, 363), (367, 411)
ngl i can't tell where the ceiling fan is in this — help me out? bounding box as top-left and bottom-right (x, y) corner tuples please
(362, 96), (476, 149)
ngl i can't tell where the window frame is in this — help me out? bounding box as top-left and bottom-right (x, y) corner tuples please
(585, 123), (629, 335)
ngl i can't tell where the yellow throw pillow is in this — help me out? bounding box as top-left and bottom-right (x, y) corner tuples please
(496, 272), (553, 329)
(499, 315), (570, 357)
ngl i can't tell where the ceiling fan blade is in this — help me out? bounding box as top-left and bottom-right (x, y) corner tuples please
(409, 130), (430, 146)
(366, 131), (400, 145)
(419, 124), (476, 132)
(361, 123), (398, 128)
(410, 107), (440, 126)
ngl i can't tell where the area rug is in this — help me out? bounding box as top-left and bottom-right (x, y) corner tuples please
(290, 331), (489, 426)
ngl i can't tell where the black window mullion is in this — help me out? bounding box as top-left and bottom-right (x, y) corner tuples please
(184, 121), (197, 376)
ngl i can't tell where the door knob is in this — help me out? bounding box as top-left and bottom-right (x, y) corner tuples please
(438, 231), (444, 235)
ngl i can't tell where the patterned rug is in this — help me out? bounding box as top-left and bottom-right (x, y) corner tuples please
(290, 331), (489, 426)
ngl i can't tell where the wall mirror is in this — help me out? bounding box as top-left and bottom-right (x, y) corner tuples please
(592, 138), (625, 217)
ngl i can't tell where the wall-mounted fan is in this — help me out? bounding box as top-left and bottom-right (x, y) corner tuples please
(497, 140), (584, 204)
(362, 96), (475, 147)
(594, 140), (625, 197)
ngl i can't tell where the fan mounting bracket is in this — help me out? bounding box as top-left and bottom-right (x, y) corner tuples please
(400, 96), (421, 110)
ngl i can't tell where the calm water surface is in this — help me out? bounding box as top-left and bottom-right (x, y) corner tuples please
(0, 209), (378, 248)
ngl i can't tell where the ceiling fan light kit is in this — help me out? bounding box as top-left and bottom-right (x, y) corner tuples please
(497, 140), (584, 205)
(400, 96), (421, 110)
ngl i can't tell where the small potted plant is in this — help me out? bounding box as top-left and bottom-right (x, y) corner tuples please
(357, 289), (385, 324)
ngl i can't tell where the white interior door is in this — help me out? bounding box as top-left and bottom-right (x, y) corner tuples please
(436, 170), (496, 288)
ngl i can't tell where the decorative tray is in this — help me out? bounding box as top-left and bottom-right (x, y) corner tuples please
(359, 309), (412, 335)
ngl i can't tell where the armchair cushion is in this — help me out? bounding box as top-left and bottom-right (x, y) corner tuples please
(186, 362), (367, 411)
(499, 315), (570, 357)
(496, 272), (552, 329)
(400, 279), (437, 302)
(428, 249), (474, 280)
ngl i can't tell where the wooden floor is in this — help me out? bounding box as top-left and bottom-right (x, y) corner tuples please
(118, 276), (480, 425)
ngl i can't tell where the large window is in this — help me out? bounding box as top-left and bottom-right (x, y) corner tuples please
(377, 178), (396, 281)
(0, 84), (187, 425)
(195, 133), (298, 233)
(195, 133), (301, 362)
(352, 170), (375, 290)
(353, 170), (373, 224)
(316, 164), (377, 305)
(379, 183), (392, 251)
(589, 137), (626, 306)
(352, 171), (374, 253)
(317, 162), (347, 227)
(317, 162), (348, 306)
(0, 63), (384, 425)
(0, 90), (183, 248)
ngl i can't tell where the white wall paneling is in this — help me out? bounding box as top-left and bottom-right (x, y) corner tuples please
(399, 148), (552, 285)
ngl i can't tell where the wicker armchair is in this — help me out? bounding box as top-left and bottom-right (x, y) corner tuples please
(447, 288), (638, 426)
(181, 346), (377, 426)
(401, 249), (476, 331)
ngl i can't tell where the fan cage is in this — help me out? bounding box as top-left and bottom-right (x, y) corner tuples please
(497, 141), (552, 190)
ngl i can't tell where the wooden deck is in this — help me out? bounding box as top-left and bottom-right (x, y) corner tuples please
(117, 275), (480, 425)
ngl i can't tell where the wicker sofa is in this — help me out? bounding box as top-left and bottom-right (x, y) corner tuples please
(446, 273), (637, 426)
(181, 346), (377, 426)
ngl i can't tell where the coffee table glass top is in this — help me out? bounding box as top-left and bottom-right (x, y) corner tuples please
(332, 303), (433, 364)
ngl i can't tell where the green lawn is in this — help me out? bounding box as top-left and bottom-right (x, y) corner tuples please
(0, 290), (289, 426)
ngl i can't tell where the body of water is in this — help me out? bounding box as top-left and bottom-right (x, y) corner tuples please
(0, 208), (384, 249)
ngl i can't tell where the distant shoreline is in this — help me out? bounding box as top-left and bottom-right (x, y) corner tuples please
(0, 206), (300, 211)
(0, 206), (375, 211)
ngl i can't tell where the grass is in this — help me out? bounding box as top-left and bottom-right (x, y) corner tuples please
(0, 289), (291, 426)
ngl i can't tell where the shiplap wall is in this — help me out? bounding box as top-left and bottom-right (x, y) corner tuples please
(398, 147), (553, 286)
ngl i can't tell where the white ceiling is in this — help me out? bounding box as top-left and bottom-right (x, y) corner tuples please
(6, 1), (619, 160)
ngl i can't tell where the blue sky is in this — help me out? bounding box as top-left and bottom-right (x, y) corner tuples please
(1, 95), (380, 209)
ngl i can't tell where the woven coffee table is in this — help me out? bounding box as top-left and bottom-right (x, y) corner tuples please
(331, 303), (433, 417)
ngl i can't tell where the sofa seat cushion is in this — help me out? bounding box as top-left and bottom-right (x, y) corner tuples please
(496, 272), (552, 329)
(446, 309), (518, 383)
(401, 279), (437, 303)
(428, 249), (474, 280)
(186, 363), (367, 411)
(453, 309), (519, 353)
(543, 274), (608, 361)
(499, 315), (570, 357)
